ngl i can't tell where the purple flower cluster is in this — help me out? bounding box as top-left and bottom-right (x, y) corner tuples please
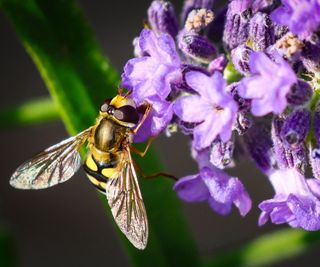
(121, 0), (320, 231)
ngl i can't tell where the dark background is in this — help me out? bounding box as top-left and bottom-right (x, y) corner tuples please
(0, 0), (318, 266)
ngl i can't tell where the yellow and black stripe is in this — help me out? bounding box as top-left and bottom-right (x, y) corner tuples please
(83, 153), (119, 193)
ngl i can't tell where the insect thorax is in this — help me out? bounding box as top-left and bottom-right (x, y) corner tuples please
(93, 117), (130, 152)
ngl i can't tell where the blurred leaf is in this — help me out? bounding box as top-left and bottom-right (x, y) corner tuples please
(0, 97), (59, 128)
(0, 0), (200, 266)
(224, 60), (242, 84)
(0, 225), (16, 267)
(203, 229), (320, 267)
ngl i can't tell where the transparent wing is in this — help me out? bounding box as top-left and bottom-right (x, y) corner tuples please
(105, 148), (148, 250)
(10, 128), (92, 190)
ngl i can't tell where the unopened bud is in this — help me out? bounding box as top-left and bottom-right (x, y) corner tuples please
(280, 108), (311, 147)
(179, 33), (216, 63)
(243, 123), (274, 174)
(231, 44), (253, 75)
(148, 0), (179, 38)
(223, 0), (252, 50)
(286, 80), (312, 106)
(249, 12), (275, 51)
(210, 138), (234, 169)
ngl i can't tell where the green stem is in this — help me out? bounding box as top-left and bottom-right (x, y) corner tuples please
(0, 97), (59, 128)
(203, 229), (320, 267)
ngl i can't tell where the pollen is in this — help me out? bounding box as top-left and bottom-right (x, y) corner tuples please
(276, 32), (304, 58)
(185, 9), (214, 32)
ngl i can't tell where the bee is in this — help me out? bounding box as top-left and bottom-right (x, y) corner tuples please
(10, 91), (153, 250)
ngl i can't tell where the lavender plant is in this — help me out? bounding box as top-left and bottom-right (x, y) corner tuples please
(122, 0), (320, 231)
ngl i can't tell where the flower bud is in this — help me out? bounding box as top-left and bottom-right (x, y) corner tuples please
(272, 116), (307, 171)
(301, 41), (320, 73)
(234, 112), (252, 135)
(181, 0), (214, 23)
(314, 101), (320, 146)
(252, 0), (279, 13)
(243, 123), (274, 174)
(274, 24), (288, 40)
(309, 146), (320, 179)
(179, 33), (216, 63)
(227, 82), (251, 111)
(148, 0), (179, 38)
(231, 44), (253, 75)
(249, 12), (275, 51)
(208, 54), (228, 73)
(223, 0), (252, 50)
(280, 108), (311, 148)
(286, 80), (312, 106)
(210, 138), (234, 169)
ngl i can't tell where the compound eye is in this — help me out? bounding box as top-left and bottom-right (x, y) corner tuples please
(100, 98), (113, 112)
(114, 105), (140, 124)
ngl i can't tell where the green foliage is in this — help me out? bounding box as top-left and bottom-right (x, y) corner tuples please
(0, 0), (200, 266)
(204, 229), (320, 267)
(0, 97), (58, 128)
(0, 225), (16, 267)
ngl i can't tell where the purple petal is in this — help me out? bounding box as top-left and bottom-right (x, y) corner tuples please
(208, 197), (232, 215)
(173, 95), (210, 123)
(200, 166), (252, 216)
(174, 174), (209, 202)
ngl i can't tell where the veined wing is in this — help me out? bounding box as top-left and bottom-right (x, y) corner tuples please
(105, 148), (148, 250)
(10, 128), (92, 189)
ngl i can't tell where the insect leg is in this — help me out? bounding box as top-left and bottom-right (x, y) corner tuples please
(132, 160), (177, 181)
(130, 136), (155, 157)
(117, 87), (123, 95)
(132, 103), (151, 134)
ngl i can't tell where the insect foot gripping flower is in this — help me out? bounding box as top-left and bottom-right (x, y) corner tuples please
(259, 169), (320, 231)
(238, 51), (297, 116)
(174, 71), (238, 150)
(271, 0), (320, 40)
(174, 166), (251, 216)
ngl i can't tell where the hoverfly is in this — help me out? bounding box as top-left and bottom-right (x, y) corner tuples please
(10, 91), (153, 250)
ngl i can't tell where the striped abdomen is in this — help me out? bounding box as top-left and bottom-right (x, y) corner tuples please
(83, 152), (120, 192)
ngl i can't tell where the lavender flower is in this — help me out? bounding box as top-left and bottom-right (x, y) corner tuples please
(238, 51), (297, 116)
(174, 166), (251, 216)
(122, 29), (180, 104)
(259, 169), (320, 231)
(174, 71), (238, 150)
(122, 29), (181, 139)
(121, 0), (320, 232)
(271, 0), (320, 40)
